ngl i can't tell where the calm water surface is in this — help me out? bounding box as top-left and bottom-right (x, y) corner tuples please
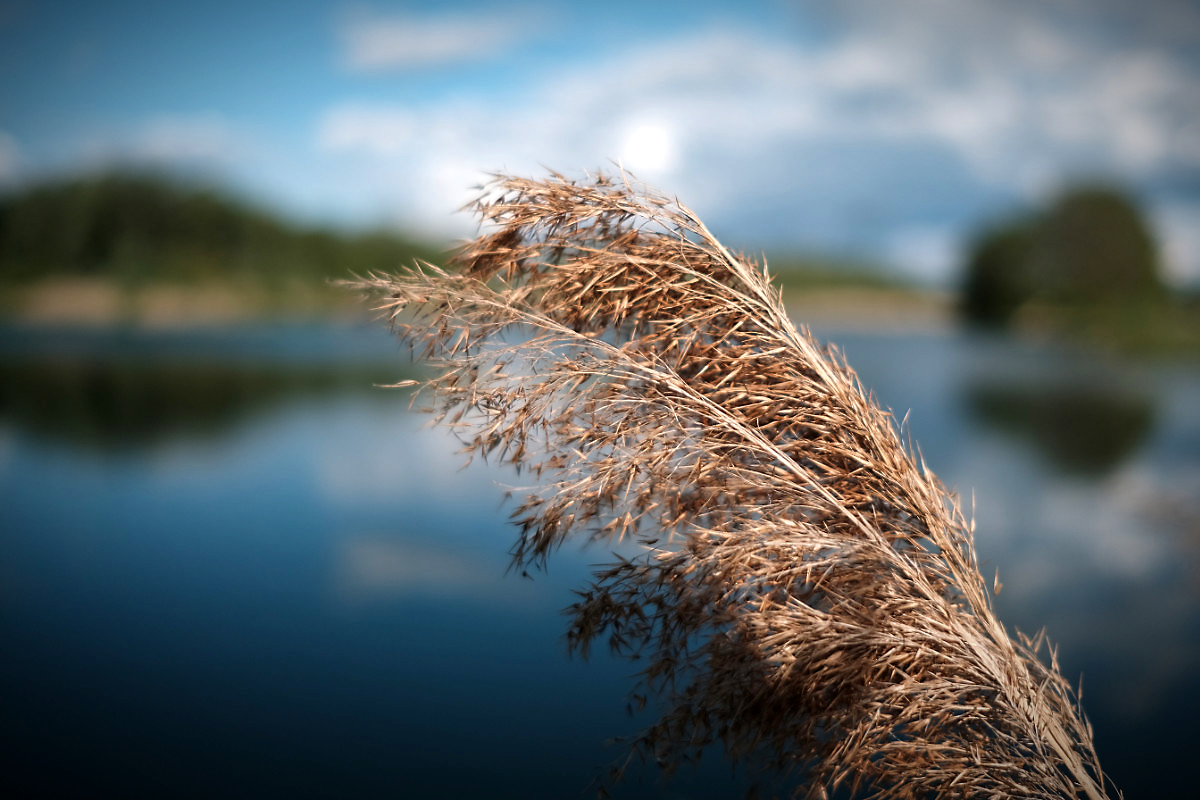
(1, 321), (1197, 798)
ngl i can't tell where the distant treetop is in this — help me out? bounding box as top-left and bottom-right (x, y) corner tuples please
(961, 184), (1163, 327)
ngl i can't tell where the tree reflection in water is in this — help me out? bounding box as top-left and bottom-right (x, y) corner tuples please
(0, 356), (405, 452)
(966, 379), (1155, 476)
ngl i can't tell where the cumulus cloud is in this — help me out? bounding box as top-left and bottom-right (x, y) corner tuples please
(339, 5), (542, 71)
(811, 0), (1200, 182)
(316, 1), (1200, 280)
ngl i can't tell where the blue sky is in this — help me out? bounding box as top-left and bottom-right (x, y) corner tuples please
(2, 0), (1199, 286)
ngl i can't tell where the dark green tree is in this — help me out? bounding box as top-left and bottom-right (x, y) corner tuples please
(1031, 185), (1162, 306)
(961, 220), (1036, 326)
(961, 184), (1164, 327)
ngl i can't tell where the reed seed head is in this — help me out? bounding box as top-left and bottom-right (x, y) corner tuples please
(352, 169), (1116, 800)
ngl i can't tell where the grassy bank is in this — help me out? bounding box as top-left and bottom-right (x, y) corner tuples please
(1009, 295), (1200, 357)
(2, 170), (1192, 352)
(0, 273), (956, 331)
(0, 276), (366, 327)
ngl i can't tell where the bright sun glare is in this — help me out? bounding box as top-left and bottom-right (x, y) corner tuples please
(618, 119), (679, 175)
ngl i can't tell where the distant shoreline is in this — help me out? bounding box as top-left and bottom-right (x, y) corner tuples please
(0, 278), (372, 329)
(781, 286), (955, 334)
(1, 278), (955, 334)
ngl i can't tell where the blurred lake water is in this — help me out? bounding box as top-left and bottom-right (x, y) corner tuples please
(1, 320), (1197, 798)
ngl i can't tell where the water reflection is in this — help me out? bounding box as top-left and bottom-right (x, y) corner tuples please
(335, 536), (503, 599)
(0, 357), (403, 451)
(0, 324), (1197, 798)
(0, 323), (415, 451)
(966, 379), (1156, 475)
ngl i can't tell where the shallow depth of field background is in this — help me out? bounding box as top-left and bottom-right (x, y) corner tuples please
(2, 2), (1198, 798)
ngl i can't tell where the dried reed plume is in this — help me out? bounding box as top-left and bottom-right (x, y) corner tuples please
(353, 171), (1115, 799)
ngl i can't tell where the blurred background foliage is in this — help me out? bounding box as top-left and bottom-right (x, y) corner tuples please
(0, 171), (443, 298)
(1, 169), (1196, 354)
(961, 184), (1197, 353)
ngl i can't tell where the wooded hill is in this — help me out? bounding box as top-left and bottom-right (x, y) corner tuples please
(0, 172), (443, 288)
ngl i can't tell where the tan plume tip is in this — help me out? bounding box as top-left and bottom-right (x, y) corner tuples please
(352, 169), (1116, 800)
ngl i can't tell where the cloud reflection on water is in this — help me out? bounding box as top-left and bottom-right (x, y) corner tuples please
(334, 536), (498, 600)
(1, 323), (1197, 797)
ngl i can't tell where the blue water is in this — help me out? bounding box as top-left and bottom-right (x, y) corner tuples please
(1, 322), (1197, 798)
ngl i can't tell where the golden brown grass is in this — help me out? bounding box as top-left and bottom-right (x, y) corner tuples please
(353, 170), (1116, 799)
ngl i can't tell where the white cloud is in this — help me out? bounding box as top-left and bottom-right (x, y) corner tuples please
(812, 0), (1200, 182)
(318, 104), (417, 156)
(323, 18), (1200, 182)
(340, 6), (540, 71)
(314, 3), (1200, 280)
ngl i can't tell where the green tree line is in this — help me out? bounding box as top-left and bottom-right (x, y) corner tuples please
(0, 171), (444, 287)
